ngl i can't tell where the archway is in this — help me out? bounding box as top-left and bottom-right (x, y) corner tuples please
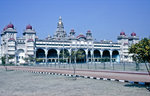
(17, 49), (25, 64)
(94, 50), (101, 57)
(112, 50), (120, 62)
(36, 48), (45, 62)
(47, 49), (57, 58)
(94, 49), (101, 62)
(76, 49), (86, 63)
(102, 50), (110, 62)
(36, 49), (45, 58)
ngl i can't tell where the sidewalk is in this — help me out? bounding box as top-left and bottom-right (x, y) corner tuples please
(2, 66), (150, 84)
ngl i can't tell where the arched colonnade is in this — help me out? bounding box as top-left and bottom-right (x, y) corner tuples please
(36, 48), (120, 64)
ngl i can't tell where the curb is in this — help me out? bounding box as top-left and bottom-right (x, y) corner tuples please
(14, 69), (150, 86)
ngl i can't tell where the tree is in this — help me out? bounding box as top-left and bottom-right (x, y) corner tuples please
(1, 55), (7, 71)
(76, 49), (86, 63)
(59, 49), (69, 63)
(71, 50), (77, 77)
(129, 38), (150, 75)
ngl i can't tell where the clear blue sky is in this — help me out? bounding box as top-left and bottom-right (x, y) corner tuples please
(0, 0), (150, 41)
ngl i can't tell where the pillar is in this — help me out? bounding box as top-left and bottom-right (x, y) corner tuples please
(110, 50), (112, 65)
(69, 49), (72, 64)
(44, 49), (48, 65)
(85, 49), (88, 63)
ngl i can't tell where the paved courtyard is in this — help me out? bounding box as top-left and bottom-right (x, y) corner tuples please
(0, 68), (150, 96)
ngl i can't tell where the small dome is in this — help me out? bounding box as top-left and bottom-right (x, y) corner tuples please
(120, 32), (125, 35)
(71, 29), (74, 32)
(26, 24), (32, 30)
(77, 34), (86, 39)
(131, 32), (136, 36)
(7, 23), (14, 29)
(87, 30), (91, 33)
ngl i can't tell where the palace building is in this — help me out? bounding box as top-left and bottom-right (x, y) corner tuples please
(0, 17), (139, 65)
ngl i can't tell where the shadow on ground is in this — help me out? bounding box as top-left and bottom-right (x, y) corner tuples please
(124, 83), (150, 92)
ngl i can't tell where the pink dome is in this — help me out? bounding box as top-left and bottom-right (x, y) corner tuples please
(131, 32), (136, 36)
(120, 32), (125, 35)
(26, 24), (32, 30)
(7, 23), (14, 29)
(77, 34), (86, 39)
(71, 29), (74, 32)
(87, 30), (91, 33)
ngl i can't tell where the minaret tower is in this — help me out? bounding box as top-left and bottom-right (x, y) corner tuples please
(53, 16), (67, 40)
(23, 24), (36, 58)
(86, 30), (93, 41)
(1, 23), (17, 64)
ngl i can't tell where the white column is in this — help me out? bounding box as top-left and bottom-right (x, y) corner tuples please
(85, 49), (88, 63)
(44, 49), (48, 65)
(68, 49), (72, 64)
(90, 50), (93, 64)
(110, 50), (112, 66)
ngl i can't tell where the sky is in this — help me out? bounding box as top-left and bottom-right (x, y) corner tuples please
(0, 0), (150, 42)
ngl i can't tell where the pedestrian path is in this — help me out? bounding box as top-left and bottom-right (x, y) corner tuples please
(2, 66), (150, 85)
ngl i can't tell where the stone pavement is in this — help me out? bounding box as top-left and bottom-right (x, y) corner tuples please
(1, 66), (150, 85)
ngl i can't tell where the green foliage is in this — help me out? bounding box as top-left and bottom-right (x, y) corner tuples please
(1, 55), (8, 71)
(129, 38), (150, 63)
(76, 50), (85, 59)
(1, 56), (6, 66)
(59, 49), (69, 58)
(36, 58), (44, 62)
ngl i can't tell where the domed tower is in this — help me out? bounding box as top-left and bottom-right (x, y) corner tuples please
(53, 16), (67, 40)
(1, 23), (17, 64)
(86, 30), (92, 41)
(117, 31), (129, 62)
(69, 29), (76, 40)
(128, 32), (139, 46)
(117, 31), (128, 44)
(23, 24), (36, 57)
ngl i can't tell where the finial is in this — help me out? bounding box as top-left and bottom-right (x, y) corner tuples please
(59, 16), (62, 24)
(59, 16), (62, 21)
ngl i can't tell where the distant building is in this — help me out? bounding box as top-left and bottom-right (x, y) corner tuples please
(0, 17), (139, 65)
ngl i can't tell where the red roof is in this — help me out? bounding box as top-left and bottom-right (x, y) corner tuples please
(87, 30), (91, 33)
(3, 26), (7, 31)
(77, 34), (86, 39)
(7, 23), (14, 29)
(8, 38), (15, 41)
(120, 32), (125, 35)
(131, 32), (136, 36)
(26, 24), (32, 30)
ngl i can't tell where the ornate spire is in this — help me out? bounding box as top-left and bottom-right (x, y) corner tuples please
(53, 16), (67, 40)
(57, 16), (64, 29)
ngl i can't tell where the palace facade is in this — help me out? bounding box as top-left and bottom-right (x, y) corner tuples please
(0, 17), (139, 65)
